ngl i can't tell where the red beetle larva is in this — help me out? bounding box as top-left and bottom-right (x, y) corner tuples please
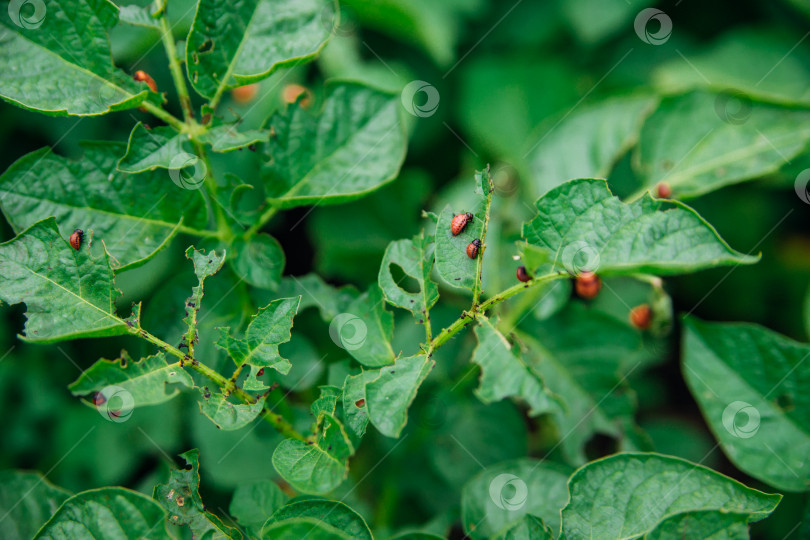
(450, 212), (474, 236)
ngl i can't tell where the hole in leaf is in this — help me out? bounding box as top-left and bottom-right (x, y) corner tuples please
(584, 433), (618, 461)
(776, 393), (794, 412)
(198, 39), (214, 53)
(389, 263), (420, 294)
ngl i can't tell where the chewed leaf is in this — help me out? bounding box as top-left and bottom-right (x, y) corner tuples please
(522, 178), (757, 276)
(378, 232), (439, 320)
(0, 1), (152, 116)
(69, 352), (193, 406)
(154, 449), (240, 539)
(261, 82), (406, 208)
(186, 0), (333, 98)
(198, 391), (266, 430)
(561, 453), (781, 540)
(216, 297), (301, 374)
(183, 247), (226, 352)
(472, 317), (556, 416)
(0, 218), (127, 343)
(434, 169), (490, 290)
(0, 143), (207, 270)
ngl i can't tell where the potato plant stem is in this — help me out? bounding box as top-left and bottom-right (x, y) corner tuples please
(426, 272), (567, 356)
(155, 1), (195, 123)
(139, 101), (185, 131)
(127, 325), (306, 442)
(472, 172), (495, 309)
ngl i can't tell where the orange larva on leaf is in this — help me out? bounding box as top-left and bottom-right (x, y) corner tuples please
(516, 265), (531, 282)
(232, 83), (259, 103)
(69, 229), (83, 251)
(355, 398), (365, 408)
(574, 271), (601, 299)
(466, 238), (482, 259)
(629, 304), (653, 330)
(656, 181), (672, 199)
(451, 212), (474, 235)
(133, 70), (158, 93)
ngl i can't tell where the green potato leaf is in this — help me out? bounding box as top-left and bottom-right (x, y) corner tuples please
(492, 515), (554, 540)
(0, 471), (71, 540)
(117, 123), (189, 173)
(216, 296), (301, 374)
(526, 93), (658, 196)
(265, 500), (372, 540)
(337, 286), (396, 368)
(561, 453), (781, 540)
(230, 234), (285, 290)
(434, 172), (487, 291)
(272, 412), (353, 494)
(472, 316), (556, 416)
(635, 91), (810, 199)
(186, 0), (334, 99)
(378, 232), (439, 320)
(153, 449), (241, 539)
(261, 517), (352, 540)
(683, 317), (810, 492)
(522, 178), (757, 276)
(229, 480), (287, 532)
(519, 303), (663, 464)
(365, 353), (434, 437)
(645, 510), (752, 540)
(199, 124), (270, 153)
(0, 142), (208, 270)
(261, 81), (406, 209)
(69, 352), (193, 407)
(33, 488), (168, 539)
(0, 218), (128, 343)
(198, 391), (266, 431)
(0, 0), (152, 116)
(461, 459), (571, 539)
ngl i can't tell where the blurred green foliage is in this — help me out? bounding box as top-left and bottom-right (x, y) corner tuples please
(2, 0), (810, 538)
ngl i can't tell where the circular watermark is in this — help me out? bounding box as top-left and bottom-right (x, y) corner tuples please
(634, 8), (672, 45)
(169, 152), (207, 190)
(489, 473), (528, 511)
(8, 0), (46, 29)
(561, 241), (601, 275)
(94, 385), (135, 423)
(319, 3), (357, 37)
(491, 163), (519, 196)
(722, 401), (760, 439)
(401, 81), (440, 118)
(418, 394), (447, 430)
(329, 313), (367, 351)
(714, 91), (752, 125)
(794, 169), (810, 204)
